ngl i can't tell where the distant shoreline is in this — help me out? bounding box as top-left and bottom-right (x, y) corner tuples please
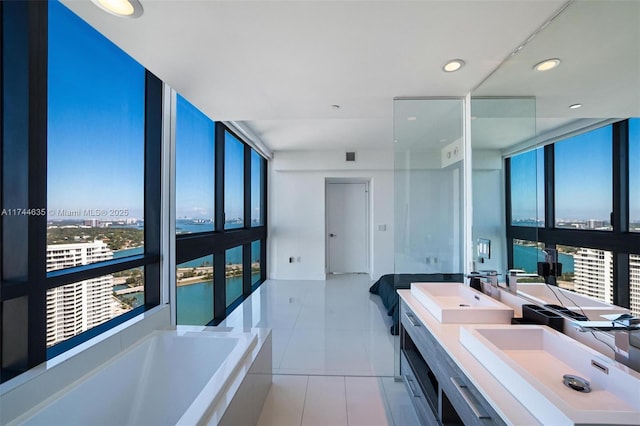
(176, 264), (259, 287)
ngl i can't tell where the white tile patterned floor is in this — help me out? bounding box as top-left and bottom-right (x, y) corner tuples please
(220, 274), (420, 426)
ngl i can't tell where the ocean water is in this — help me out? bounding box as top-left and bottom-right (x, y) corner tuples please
(513, 244), (574, 273)
(176, 274), (260, 325)
(123, 273), (260, 326)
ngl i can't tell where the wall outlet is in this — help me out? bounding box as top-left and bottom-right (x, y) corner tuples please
(296, 256), (301, 263)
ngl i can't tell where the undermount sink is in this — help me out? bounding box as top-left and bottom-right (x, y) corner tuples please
(517, 283), (630, 320)
(460, 325), (640, 425)
(410, 283), (513, 324)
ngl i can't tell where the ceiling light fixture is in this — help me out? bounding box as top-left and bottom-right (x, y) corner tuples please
(407, 116), (417, 121)
(533, 58), (560, 72)
(569, 103), (582, 109)
(443, 59), (465, 73)
(331, 104), (341, 110)
(92, 0), (144, 18)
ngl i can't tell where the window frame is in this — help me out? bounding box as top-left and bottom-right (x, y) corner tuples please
(175, 121), (267, 325)
(0, 1), (161, 380)
(506, 119), (638, 309)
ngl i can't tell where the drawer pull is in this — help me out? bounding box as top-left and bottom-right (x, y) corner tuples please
(450, 377), (490, 420)
(404, 375), (420, 398)
(404, 312), (421, 327)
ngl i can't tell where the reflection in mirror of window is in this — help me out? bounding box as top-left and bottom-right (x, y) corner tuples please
(176, 255), (214, 325)
(554, 126), (612, 230)
(512, 240), (545, 282)
(510, 148), (544, 227)
(631, 254), (640, 316)
(556, 245), (613, 306)
(176, 95), (215, 234)
(630, 118), (639, 233)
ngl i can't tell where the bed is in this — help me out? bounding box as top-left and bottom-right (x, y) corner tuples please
(369, 273), (465, 334)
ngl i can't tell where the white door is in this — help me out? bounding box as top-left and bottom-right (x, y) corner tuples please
(326, 182), (369, 273)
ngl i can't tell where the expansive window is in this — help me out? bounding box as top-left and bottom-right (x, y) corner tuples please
(226, 246), (243, 307)
(510, 148), (544, 227)
(224, 132), (245, 229)
(1, 1), (267, 384)
(251, 150), (265, 226)
(47, 0), (145, 267)
(506, 119), (640, 316)
(554, 126), (612, 230)
(175, 119), (267, 325)
(630, 118), (639, 232)
(176, 95), (215, 234)
(1, 1), (161, 381)
(176, 256), (214, 326)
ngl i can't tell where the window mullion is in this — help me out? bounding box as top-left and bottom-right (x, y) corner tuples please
(612, 120), (629, 233)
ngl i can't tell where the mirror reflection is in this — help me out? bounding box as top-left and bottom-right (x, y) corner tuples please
(471, 0), (640, 317)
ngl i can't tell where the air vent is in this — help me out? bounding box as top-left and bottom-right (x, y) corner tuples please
(346, 151), (356, 162)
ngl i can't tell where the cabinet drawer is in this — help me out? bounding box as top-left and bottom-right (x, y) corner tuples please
(400, 299), (506, 426)
(400, 352), (439, 425)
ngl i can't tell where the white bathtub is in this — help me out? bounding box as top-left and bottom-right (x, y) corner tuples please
(8, 329), (270, 426)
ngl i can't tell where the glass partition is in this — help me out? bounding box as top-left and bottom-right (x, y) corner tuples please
(393, 98), (465, 274)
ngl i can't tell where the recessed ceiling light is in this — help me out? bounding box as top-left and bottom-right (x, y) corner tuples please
(569, 103), (582, 109)
(533, 58), (560, 72)
(443, 59), (465, 73)
(407, 116), (417, 121)
(92, 0), (143, 18)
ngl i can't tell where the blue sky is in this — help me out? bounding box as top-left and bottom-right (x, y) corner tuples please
(511, 125), (623, 223)
(630, 118), (640, 223)
(176, 95), (215, 219)
(48, 1), (145, 219)
(49, 1), (254, 223)
(510, 147), (544, 222)
(554, 126), (612, 221)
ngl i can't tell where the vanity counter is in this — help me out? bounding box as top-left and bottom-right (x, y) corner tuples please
(398, 289), (540, 425)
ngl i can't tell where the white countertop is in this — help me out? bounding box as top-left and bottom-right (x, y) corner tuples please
(398, 289), (541, 425)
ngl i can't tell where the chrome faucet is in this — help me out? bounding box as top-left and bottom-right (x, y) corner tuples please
(573, 314), (640, 372)
(467, 270), (499, 296)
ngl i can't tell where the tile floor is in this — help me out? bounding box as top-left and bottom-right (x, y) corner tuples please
(219, 274), (420, 426)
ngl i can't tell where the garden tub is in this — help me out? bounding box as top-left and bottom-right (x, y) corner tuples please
(7, 328), (271, 425)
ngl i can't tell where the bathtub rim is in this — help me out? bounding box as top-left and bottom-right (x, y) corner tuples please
(5, 324), (269, 426)
(0, 305), (171, 425)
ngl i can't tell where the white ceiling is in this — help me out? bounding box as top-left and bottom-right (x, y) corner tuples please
(61, 0), (638, 153)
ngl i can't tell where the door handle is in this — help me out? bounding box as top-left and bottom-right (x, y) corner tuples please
(329, 233), (336, 237)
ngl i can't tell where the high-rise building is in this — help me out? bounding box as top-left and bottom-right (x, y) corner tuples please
(630, 254), (640, 316)
(46, 241), (114, 347)
(573, 247), (614, 305)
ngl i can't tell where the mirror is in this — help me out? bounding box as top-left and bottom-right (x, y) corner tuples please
(393, 98), (465, 274)
(471, 1), (640, 317)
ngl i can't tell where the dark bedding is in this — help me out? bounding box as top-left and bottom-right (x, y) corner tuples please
(369, 273), (464, 334)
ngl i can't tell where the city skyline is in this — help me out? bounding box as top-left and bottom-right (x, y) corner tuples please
(512, 121), (639, 224)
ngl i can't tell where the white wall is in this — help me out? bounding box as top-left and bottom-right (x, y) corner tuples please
(472, 149), (506, 274)
(268, 149), (394, 280)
